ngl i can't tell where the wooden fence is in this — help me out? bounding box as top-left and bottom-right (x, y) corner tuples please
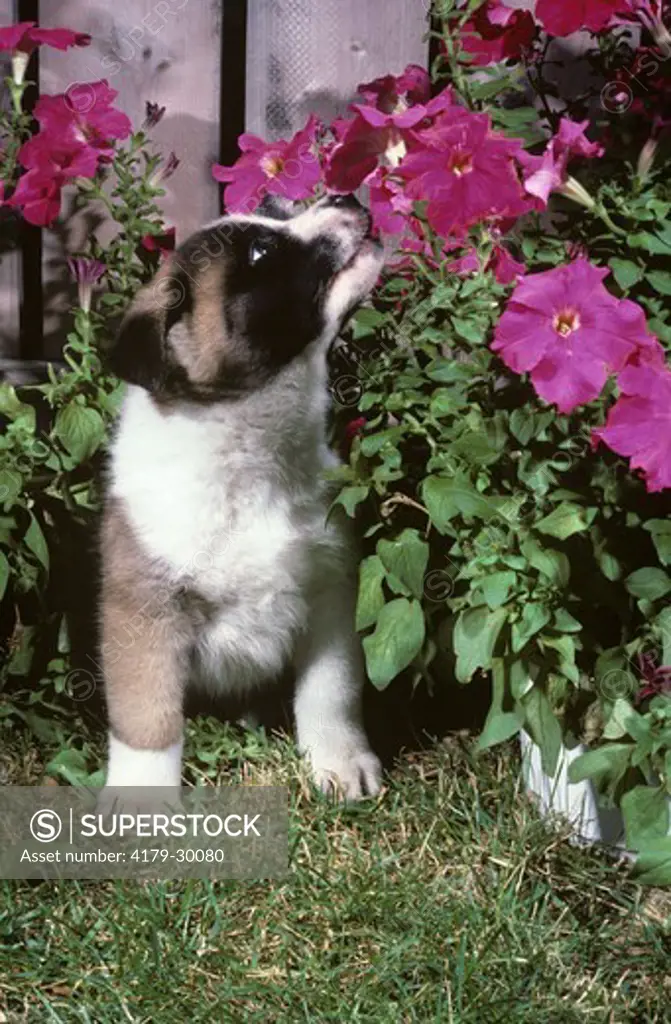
(0, 0), (430, 366)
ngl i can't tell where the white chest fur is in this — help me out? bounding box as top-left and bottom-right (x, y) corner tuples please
(108, 352), (347, 685)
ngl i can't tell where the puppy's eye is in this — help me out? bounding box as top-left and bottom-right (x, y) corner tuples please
(248, 239), (274, 266)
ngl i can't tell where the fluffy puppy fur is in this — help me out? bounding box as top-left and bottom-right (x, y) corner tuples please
(100, 194), (384, 800)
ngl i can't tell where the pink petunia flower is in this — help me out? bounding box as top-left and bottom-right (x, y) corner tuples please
(399, 109), (528, 236)
(31, 81), (132, 165)
(7, 169), (64, 226)
(635, 653), (671, 702)
(448, 242), (525, 284)
(616, 1), (671, 51)
(593, 361), (671, 491)
(0, 22), (91, 52)
(491, 259), (657, 414)
(140, 227), (177, 260)
(325, 74), (454, 194)
(367, 166), (414, 235)
(535, 0), (623, 37)
(520, 117), (604, 205)
(67, 256), (106, 313)
(212, 114), (322, 213)
(18, 132), (99, 179)
(461, 0), (536, 65)
(325, 103), (428, 193)
(490, 244), (526, 284)
(0, 22), (90, 83)
(357, 64), (431, 112)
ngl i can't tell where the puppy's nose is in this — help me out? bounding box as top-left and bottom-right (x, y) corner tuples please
(328, 193), (363, 211)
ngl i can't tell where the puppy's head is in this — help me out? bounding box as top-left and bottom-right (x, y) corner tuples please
(107, 195), (383, 402)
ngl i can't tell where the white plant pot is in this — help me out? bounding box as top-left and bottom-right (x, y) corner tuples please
(518, 730), (671, 852)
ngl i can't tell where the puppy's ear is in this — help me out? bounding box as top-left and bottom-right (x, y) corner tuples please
(105, 259), (192, 392)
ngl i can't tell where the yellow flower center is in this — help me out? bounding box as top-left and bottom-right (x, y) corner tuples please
(448, 148), (474, 177)
(553, 309), (581, 337)
(261, 154), (285, 178)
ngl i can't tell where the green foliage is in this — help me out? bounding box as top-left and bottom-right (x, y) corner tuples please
(0, 124), (173, 730)
(332, 11), (671, 872)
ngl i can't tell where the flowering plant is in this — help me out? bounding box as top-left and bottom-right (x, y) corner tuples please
(213, 1), (671, 878)
(2, 4), (671, 879)
(0, 28), (176, 736)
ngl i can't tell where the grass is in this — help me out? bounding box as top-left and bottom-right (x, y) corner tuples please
(0, 716), (669, 1023)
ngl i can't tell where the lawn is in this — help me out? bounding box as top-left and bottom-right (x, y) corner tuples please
(0, 718), (669, 1023)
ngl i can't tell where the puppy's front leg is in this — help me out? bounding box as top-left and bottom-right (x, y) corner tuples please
(293, 584), (382, 800)
(102, 591), (187, 791)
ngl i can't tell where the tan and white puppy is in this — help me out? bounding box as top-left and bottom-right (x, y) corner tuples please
(100, 194), (384, 800)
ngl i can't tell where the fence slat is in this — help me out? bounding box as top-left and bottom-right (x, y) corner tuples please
(246, 0), (430, 139)
(38, 0), (222, 356)
(0, 0), (22, 361)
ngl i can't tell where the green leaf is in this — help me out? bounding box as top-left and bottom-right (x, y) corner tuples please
(0, 384), (36, 429)
(454, 605), (508, 683)
(360, 427), (403, 457)
(646, 269), (671, 295)
(622, 786), (670, 848)
(451, 316), (485, 344)
(356, 555), (386, 632)
(603, 697), (650, 743)
(334, 486), (369, 518)
(629, 229), (671, 256)
(553, 609), (582, 633)
(430, 389), (465, 418)
(476, 660), (524, 751)
(0, 469), (22, 509)
(377, 529), (429, 600)
(568, 743), (633, 785)
(7, 624), (36, 675)
(54, 402), (106, 463)
(479, 570), (517, 610)
(536, 502), (595, 540)
(654, 607), (671, 666)
(609, 257), (644, 290)
(643, 519), (671, 567)
(521, 537), (570, 588)
(362, 598), (425, 689)
(509, 408), (535, 445)
(512, 602), (551, 653)
(24, 513), (49, 572)
(634, 837), (671, 886)
(426, 360), (477, 384)
(540, 634), (579, 685)
(521, 685), (562, 776)
(625, 567), (671, 601)
(45, 748), (91, 787)
(352, 306), (385, 339)
(0, 550), (9, 601)
(422, 475), (500, 532)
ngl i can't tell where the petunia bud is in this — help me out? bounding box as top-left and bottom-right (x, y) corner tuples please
(11, 50), (30, 86)
(67, 257), (106, 314)
(637, 137), (658, 180)
(559, 175), (596, 210)
(150, 151), (180, 187)
(143, 101), (166, 130)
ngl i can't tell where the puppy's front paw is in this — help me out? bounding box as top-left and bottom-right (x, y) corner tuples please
(306, 745), (382, 802)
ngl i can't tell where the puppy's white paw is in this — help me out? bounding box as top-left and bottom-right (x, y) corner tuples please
(306, 744), (382, 801)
